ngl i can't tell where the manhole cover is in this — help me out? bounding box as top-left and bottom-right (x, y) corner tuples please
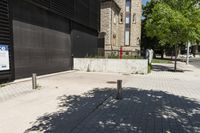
(106, 81), (117, 84)
(122, 73), (130, 76)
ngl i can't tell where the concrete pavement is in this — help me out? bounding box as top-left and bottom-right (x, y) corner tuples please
(190, 57), (200, 69)
(0, 62), (200, 133)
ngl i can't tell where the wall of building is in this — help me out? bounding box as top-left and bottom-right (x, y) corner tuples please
(113, 0), (142, 56)
(131, 0), (142, 50)
(110, 4), (120, 50)
(101, 3), (112, 46)
(71, 23), (98, 58)
(0, 0), (100, 80)
(115, 0), (125, 48)
(101, 1), (120, 56)
(12, 1), (72, 79)
(0, 0), (14, 81)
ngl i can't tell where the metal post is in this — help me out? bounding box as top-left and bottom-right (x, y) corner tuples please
(32, 73), (37, 89)
(186, 42), (191, 65)
(116, 80), (122, 100)
(71, 54), (74, 70)
(120, 47), (123, 59)
(174, 45), (177, 72)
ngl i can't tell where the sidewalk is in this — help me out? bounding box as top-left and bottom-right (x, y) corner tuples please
(0, 71), (76, 102)
(0, 62), (200, 133)
(0, 80), (33, 102)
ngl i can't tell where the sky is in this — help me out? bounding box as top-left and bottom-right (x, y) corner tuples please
(142, 0), (149, 5)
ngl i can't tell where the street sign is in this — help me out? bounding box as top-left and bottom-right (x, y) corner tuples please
(0, 44), (10, 71)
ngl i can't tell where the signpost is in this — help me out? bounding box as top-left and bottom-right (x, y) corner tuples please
(120, 47), (123, 59)
(0, 44), (10, 71)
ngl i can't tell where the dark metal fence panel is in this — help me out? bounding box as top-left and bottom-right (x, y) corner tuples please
(74, 0), (89, 26)
(0, 0), (100, 80)
(51, 0), (74, 18)
(28, 0), (50, 8)
(25, 0), (100, 31)
(0, 0), (10, 45)
(0, 0), (13, 81)
(12, 0), (72, 79)
(71, 22), (98, 58)
(89, 0), (100, 30)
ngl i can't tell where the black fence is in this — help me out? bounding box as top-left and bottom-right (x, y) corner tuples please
(26, 0), (100, 31)
(0, 0), (10, 44)
(12, 0), (72, 79)
(0, 0), (14, 81)
(0, 0), (100, 80)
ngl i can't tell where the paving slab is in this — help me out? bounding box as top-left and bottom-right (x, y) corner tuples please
(0, 62), (200, 133)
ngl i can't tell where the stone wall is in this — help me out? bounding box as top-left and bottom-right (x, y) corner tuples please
(74, 58), (148, 74)
(101, 3), (112, 45)
(101, 1), (120, 56)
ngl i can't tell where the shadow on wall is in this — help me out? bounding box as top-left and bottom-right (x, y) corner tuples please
(25, 88), (200, 133)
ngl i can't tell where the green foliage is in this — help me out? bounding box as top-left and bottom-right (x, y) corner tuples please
(122, 56), (144, 59)
(144, 0), (200, 46)
(0, 84), (6, 88)
(85, 54), (143, 59)
(152, 59), (173, 64)
(107, 54), (143, 59)
(107, 54), (119, 59)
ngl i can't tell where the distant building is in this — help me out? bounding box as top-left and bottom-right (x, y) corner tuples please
(100, 0), (142, 57)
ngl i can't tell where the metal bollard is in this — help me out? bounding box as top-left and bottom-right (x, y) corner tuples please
(32, 73), (37, 89)
(71, 54), (74, 70)
(116, 80), (122, 100)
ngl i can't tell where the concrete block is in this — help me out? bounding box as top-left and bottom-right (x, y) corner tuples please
(74, 58), (148, 74)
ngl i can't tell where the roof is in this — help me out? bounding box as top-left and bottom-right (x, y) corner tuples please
(101, 0), (121, 12)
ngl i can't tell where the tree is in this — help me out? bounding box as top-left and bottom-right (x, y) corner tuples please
(141, 19), (160, 57)
(144, 0), (200, 71)
(142, 0), (176, 59)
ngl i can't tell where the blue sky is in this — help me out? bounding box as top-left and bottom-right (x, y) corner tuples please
(142, 0), (149, 5)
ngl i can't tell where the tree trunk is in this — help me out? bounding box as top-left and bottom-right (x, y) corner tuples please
(174, 45), (177, 72)
(171, 48), (173, 59)
(161, 49), (164, 59)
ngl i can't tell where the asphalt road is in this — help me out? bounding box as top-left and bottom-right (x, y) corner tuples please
(190, 58), (200, 69)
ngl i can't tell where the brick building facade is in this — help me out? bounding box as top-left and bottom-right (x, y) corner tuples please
(100, 0), (142, 56)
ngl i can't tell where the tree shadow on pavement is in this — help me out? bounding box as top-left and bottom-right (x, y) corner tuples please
(25, 88), (200, 133)
(152, 64), (192, 72)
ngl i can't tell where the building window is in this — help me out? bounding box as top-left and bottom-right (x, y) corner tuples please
(114, 13), (117, 24)
(126, 15), (130, 24)
(125, 0), (131, 46)
(125, 31), (130, 45)
(114, 17), (116, 24)
(119, 12), (123, 23)
(133, 13), (136, 24)
(113, 33), (116, 46)
(126, 0), (131, 12)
